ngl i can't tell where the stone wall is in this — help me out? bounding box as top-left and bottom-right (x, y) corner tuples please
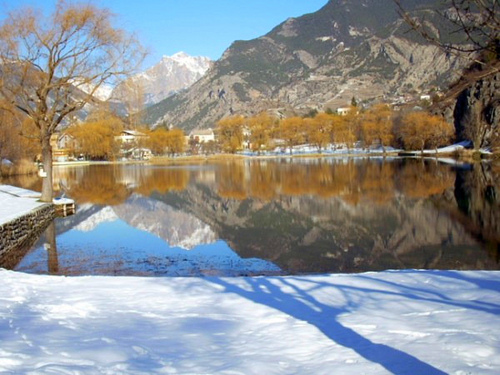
(0, 204), (56, 258)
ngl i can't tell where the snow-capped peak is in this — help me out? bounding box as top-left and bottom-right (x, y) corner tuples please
(112, 52), (212, 106)
(159, 51), (212, 76)
(70, 78), (114, 101)
(170, 51), (190, 60)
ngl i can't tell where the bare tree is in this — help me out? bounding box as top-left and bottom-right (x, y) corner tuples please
(0, 1), (145, 201)
(394, 0), (499, 58)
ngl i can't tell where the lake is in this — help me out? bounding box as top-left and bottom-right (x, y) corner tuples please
(2, 157), (499, 276)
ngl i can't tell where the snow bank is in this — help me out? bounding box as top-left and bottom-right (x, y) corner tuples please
(0, 186), (45, 225)
(0, 269), (499, 374)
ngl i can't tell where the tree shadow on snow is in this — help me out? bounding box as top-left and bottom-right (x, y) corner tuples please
(358, 270), (500, 315)
(207, 275), (449, 375)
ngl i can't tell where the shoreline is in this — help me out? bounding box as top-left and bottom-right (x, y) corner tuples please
(52, 150), (497, 167)
(0, 149), (492, 174)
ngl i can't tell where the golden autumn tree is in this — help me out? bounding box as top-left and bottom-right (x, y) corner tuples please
(424, 116), (456, 152)
(398, 112), (455, 153)
(216, 116), (245, 154)
(0, 103), (40, 163)
(0, 106), (20, 161)
(165, 128), (185, 156)
(0, 1), (144, 201)
(147, 128), (170, 155)
(247, 112), (274, 154)
(331, 114), (357, 150)
(306, 113), (332, 153)
(68, 115), (123, 160)
(343, 106), (361, 150)
(361, 104), (394, 152)
(279, 116), (305, 155)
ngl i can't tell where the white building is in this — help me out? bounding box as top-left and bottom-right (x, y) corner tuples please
(337, 107), (351, 116)
(115, 130), (148, 145)
(189, 128), (215, 143)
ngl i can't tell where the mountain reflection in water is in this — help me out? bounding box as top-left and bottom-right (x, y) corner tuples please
(4, 158), (500, 276)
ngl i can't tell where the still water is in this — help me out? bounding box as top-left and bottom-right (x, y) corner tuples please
(2, 157), (499, 276)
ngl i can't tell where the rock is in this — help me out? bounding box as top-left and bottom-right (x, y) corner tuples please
(454, 73), (500, 149)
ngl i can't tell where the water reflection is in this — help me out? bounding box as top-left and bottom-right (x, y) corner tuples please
(3, 158), (500, 275)
(46, 222), (59, 274)
(55, 165), (190, 205)
(53, 159), (458, 206)
(16, 215), (281, 276)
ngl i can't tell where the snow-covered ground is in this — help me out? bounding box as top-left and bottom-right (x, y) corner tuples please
(0, 185), (45, 225)
(1, 269), (499, 374)
(243, 141), (476, 157)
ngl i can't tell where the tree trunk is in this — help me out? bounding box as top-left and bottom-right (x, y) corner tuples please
(40, 131), (53, 202)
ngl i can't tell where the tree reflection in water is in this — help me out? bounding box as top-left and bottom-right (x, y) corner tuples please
(4, 158), (499, 275)
(45, 221), (59, 274)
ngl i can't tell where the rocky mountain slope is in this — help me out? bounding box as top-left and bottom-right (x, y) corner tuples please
(143, 0), (472, 131)
(112, 52), (212, 107)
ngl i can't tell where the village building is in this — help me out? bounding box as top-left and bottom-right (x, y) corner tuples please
(336, 107), (351, 116)
(188, 128), (215, 143)
(114, 130), (151, 160)
(50, 133), (78, 162)
(115, 130), (149, 145)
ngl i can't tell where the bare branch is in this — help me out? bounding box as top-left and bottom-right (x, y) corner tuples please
(394, 0), (499, 77)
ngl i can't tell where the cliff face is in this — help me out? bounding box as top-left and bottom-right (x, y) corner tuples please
(453, 72), (500, 149)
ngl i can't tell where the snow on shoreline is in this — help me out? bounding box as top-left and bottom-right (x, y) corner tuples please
(1, 269), (499, 374)
(0, 186), (45, 226)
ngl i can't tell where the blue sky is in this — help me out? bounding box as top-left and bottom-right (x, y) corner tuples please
(1, 0), (328, 69)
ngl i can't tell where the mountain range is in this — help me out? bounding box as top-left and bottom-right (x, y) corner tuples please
(110, 52), (212, 107)
(140, 0), (472, 131)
